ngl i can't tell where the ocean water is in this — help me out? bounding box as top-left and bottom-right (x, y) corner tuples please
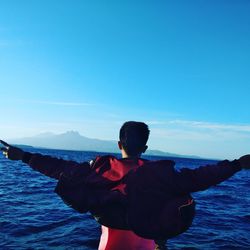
(0, 148), (249, 250)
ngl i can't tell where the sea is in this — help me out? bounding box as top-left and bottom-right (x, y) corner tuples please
(0, 148), (249, 250)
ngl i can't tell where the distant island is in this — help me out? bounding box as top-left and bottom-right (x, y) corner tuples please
(9, 131), (200, 159)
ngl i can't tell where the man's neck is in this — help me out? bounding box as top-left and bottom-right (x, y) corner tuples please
(121, 149), (141, 159)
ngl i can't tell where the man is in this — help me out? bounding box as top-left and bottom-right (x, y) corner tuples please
(1, 121), (250, 250)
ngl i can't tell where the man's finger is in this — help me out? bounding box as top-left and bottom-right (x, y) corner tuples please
(0, 140), (10, 147)
(3, 151), (8, 158)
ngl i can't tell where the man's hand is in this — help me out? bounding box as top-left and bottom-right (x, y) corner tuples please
(0, 140), (24, 161)
(238, 155), (250, 169)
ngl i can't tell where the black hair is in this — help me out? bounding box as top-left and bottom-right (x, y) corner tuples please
(119, 121), (150, 157)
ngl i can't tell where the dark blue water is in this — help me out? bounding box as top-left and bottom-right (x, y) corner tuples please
(0, 148), (249, 249)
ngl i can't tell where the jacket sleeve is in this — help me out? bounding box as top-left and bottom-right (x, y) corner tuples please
(172, 160), (242, 194)
(21, 152), (91, 180)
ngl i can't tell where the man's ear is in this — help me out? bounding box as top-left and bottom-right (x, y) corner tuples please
(142, 145), (148, 153)
(118, 141), (123, 150)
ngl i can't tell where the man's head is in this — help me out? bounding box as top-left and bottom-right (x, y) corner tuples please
(119, 121), (150, 157)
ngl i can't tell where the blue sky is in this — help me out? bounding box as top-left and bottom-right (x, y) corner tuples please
(0, 0), (250, 159)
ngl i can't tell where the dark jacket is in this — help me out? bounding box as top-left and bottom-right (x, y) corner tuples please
(21, 152), (242, 239)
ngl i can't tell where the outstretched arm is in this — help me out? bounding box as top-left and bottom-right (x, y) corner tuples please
(0, 140), (25, 160)
(0, 140), (91, 180)
(173, 155), (249, 194)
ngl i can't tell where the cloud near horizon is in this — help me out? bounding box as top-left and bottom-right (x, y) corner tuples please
(148, 119), (250, 133)
(147, 119), (250, 159)
(148, 119), (250, 147)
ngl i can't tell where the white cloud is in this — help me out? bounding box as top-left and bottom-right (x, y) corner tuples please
(34, 101), (93, 106)
(168, 119), (250, 132)
(14, 99), (93, 107)
(148, 119), (250, 133)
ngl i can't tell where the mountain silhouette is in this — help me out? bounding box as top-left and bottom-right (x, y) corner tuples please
(10, 131), (119, 153)
(10, 131), (199, 158)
